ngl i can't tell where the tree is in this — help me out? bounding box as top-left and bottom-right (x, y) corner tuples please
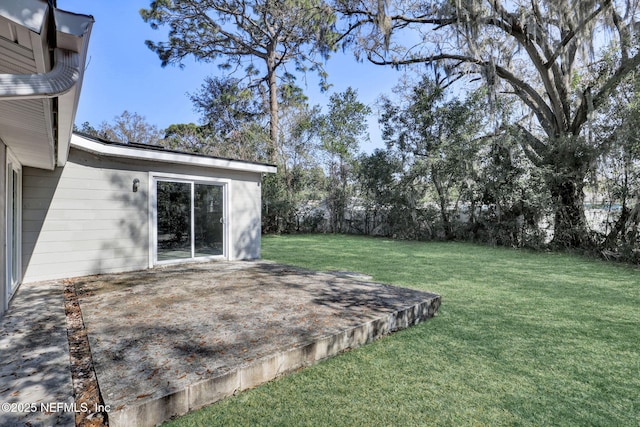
(475, 128), (552, 247)
(141, 0), (337, 161)
(190, 76), (265, 135)
(163, 120), (268, 161)
(74, 121), (100, 137)
(165, 75), (312, 161)
(75, 111), (163, 145)
(317, 87), (371, 232)
(338, 0), (640, 248)
(97, 110), (164, 145)
(379, 75), (486, 239)
(590, 73), (640, 256)
(356, 149), (408, 236)
(262, 102), (328, 233)
(262, 84), (330, 233)
(163, 123), (211, 153)
(170, 76), (270, 160)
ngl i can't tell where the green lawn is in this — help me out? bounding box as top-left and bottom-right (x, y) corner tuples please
(165, 234), (640, 426)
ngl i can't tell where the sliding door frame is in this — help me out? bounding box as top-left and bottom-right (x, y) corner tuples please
(149, 172), (230, 267)
(5, 150), (22, 304)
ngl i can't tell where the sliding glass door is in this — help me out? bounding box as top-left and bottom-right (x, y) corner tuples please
(155, 179), (225, 263)
(6, 160), (21, 301)
(157, 181), (192, 260)
(194, 183), (224, 257)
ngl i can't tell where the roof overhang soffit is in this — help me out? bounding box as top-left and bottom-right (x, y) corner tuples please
(0, 2), (93, 169)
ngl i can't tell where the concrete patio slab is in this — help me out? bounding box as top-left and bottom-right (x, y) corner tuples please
(0, 260), (439, 427)
(73, 261), (440, 427)
(0, 280), (75, 427)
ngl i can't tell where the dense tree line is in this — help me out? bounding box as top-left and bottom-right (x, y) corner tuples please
(337, 0), (640, 250)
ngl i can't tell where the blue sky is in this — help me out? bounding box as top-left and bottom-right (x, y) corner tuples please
(58, 1), (407, 151)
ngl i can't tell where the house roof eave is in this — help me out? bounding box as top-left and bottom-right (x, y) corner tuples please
(0, 1), (93, 170)
(70, 133), (278, 175)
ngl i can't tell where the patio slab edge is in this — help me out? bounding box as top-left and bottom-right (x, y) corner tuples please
(108, 295), (441, 427)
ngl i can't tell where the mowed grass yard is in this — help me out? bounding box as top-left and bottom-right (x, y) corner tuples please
(166, 234), (640, 426)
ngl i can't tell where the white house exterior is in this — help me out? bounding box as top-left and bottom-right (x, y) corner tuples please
(0, 1), (275, 316)
(0, 0), (93, 315)
(22, 134), (276, 283)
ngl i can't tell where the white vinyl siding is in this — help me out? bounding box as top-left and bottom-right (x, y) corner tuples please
(22, 154), (149, 282)
(21, 147), (265, 283)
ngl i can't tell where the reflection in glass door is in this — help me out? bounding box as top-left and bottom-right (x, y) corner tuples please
(194, 184), (223, 257)
(156, 179), (225, 263)
(157, 181), (192, 261)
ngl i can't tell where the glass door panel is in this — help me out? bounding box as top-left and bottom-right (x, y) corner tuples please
(157, 181), (192, 261)
(6, 166), (20, 299)
(155, 179), (225, 263)
(11, 170), (18, 287)
(194, 184), (223, 257)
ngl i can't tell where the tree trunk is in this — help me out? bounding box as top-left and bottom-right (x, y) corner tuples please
(542, 135), (596, 249)
(550, 177), (591, 248)
(266, 53), (278, 163)
(432, 167), (453, 240)
(605, 205), (630, 248)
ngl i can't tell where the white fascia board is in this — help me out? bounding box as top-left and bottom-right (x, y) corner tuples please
(56, 13), (93, 167)
(55, 9), (94, 39)
(56, 85), (79, 167)
(71, 134), (277, 174)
